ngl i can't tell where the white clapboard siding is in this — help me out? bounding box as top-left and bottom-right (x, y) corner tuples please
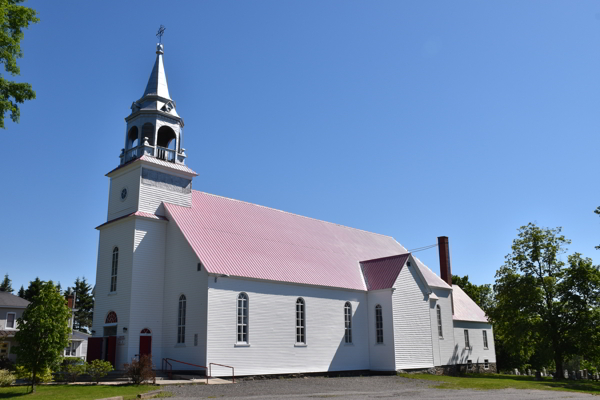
(392, 264), (434, 369)
(453, 321), (496, 365)
(138, 167), (192, 216)
(107, 167), (141, 220)
(366, 290), (396, 371)
(160, 216), (208, 369)
(126, 218), (168, 364)
(429, 288), (455, 366)
(206, 278), (370, 377)
(91, 219), (136, 369)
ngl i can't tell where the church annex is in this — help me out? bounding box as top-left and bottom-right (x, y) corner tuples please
(88, 43), (496, 376)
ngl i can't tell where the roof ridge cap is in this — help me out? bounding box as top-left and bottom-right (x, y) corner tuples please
(191, 190), (395, 239)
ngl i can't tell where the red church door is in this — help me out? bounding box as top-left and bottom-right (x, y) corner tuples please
(106, 336), (117, 367)
(139, 336), (152, 357)
(87, 337), (103, 362)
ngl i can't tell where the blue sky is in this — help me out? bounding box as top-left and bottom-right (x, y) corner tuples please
(2, 1), (599, 292)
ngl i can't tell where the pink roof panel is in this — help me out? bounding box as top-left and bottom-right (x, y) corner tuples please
(452, 284), (489, 323)
(360, 254), (410, 290)
(165, 191), (408, 291)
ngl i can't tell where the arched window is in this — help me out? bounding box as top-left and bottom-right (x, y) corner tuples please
(436, 305), (443, 338)
(157, 126), (176, 149)
(375, 304), (383, 344)
(296, 298), (305, 344)
(344, 302), (352, 344)
(237, 293), (249, 344)
(110, 247), (118, 292)
(127, 126), (139, 149)
(105, 311), (118, 324)
(140, 328), (152, 335)
(142, 123), (155, 146)
(177, 295), (186, 344)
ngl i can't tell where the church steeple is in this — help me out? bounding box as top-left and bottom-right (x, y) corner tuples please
(120, 43), (186, 166)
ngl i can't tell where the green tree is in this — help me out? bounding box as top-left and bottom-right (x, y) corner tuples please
(87, 359), (113, 384)
(23, 277), (42, 301)
(451, 274), (493, 313)
(67, 277), (94, 333)
(0, 274), (13, 293)
(0, 0), (39, 128)
(14, 281), (70, 393)
(490, 223), (600, 377)
(17, 285), (24, 298)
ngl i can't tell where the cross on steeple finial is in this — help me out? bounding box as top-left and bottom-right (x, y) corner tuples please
(156, 25), (166, 43)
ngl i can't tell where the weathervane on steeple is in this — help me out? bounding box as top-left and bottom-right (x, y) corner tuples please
(156, 25), (166, 43)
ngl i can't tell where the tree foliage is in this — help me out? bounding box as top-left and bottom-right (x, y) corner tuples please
(0, 0), (39, 128)
(67, 277), (94, 333)
(451, 274), (493, 314)
(0, 274), (12, 293)
(17, 285), (24, 298)
(14, 281), (71, 393)
(22, 277), (42, 301)
(489, 223), (600, 376)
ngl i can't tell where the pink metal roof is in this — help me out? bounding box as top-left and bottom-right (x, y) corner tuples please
(452, 284), (489, 323)
(360, 254), (410, 290)
(165, 191), (408, 291)
(106, 155), (198, 176)
(413, 257), (452, 289)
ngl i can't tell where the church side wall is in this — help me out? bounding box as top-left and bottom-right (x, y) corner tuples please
(160, 218), (208, 368)
(206, 278), (370, 377)
(429, 288), (455, 366)
(366, 290), (396, 371)
(127, 218), (168, 365)
(138, 166), (191, 216)
(91, 219), (135, 369)
(453, 321), (496, 367)
(107, 167), (141, 220)
(392, 264), (435, 370)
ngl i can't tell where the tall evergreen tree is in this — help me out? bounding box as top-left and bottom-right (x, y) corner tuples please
(23, 277), (43, 301)
(0, 274), (13, 293)
(17, 285), (24, 298)
(68, 277), (94, 332)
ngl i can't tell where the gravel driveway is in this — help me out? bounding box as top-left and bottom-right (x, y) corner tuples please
(164, 375), (594, 399)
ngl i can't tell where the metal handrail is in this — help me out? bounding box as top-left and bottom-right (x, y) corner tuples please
(161, 358), (209, 384)
(209, 362), (235, 383)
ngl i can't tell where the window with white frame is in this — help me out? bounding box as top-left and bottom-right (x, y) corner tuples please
(483, 330), (489, 349)
(375, 304), (383, 344)
(237, 293), (249, 343)
(344, 302), (352, 344)
(464, 329), (470, 349)
(6, 313), (15, 329)
(484, 359), (489, 369)
(177, 294), (186, 344)
(296, 298), (306, 344)
(110, 247), (118, 292)
(436, 305), (443, 338)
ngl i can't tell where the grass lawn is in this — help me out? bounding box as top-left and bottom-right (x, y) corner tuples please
(0, 384), (166, 399)
(399, 373), (600, 395)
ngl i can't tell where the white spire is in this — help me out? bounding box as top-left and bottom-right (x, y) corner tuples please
(142, 43), (171, 100)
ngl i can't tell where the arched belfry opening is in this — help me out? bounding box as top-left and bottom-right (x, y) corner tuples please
(127, 126), (139, 149)
(156, 125), (177, 161)
(142, 123), (155, 146)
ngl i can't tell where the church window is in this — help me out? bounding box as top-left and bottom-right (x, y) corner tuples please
(483, 330), (488, 349)
(436, 305), (443, 338)
(6, 313), (15, 329)
(110, 248), (118, 292)
(177, 295), (186, 344)
(464, 329), (470, 349)
(105, 311), (118, 324)
(237, 293), (249, 344)
(296, 298), (305, 344)
(375, 304), (383, 343)
(142, 123), (155, 146)
(344, 302), (352, 344)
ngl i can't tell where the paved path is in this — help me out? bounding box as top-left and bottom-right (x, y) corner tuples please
(163, 375), (594, 399)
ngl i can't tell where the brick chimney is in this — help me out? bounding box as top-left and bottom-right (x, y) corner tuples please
(66, 293), (75, 309)
(438, 236), (452, 286)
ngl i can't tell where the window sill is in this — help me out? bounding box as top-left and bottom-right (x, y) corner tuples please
(108, 292), (117, 296)
(344, 343), (354, 346)
(484, 347), (489, 350)
(294, 344), (307, 347)
(175, 343), (186, 348)
(374, 343), (385, 346)
(235, 343), (250, 347)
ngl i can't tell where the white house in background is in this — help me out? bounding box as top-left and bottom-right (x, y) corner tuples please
(0, 291), (29, 362)
(64, 292), (90, 360)
(88, 43), (496, 376)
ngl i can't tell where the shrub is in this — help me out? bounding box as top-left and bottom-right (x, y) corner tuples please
(15, 365), (53, 383)
(124, 355), (155, 384)
(0, 357), (14, 371)
(0, 369), (15, 387)
(87, 359), (113, 384)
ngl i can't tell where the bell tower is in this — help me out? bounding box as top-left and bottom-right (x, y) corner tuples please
(121, 43), (187, 166)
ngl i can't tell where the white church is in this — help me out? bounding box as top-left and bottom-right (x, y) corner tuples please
(88, 43), (496, 377)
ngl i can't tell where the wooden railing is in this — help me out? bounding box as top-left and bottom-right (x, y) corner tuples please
(124, 146), (141, 162)
(156, 146), (176, 162)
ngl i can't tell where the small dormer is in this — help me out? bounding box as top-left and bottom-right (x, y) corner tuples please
(120, 43), (187, 166)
